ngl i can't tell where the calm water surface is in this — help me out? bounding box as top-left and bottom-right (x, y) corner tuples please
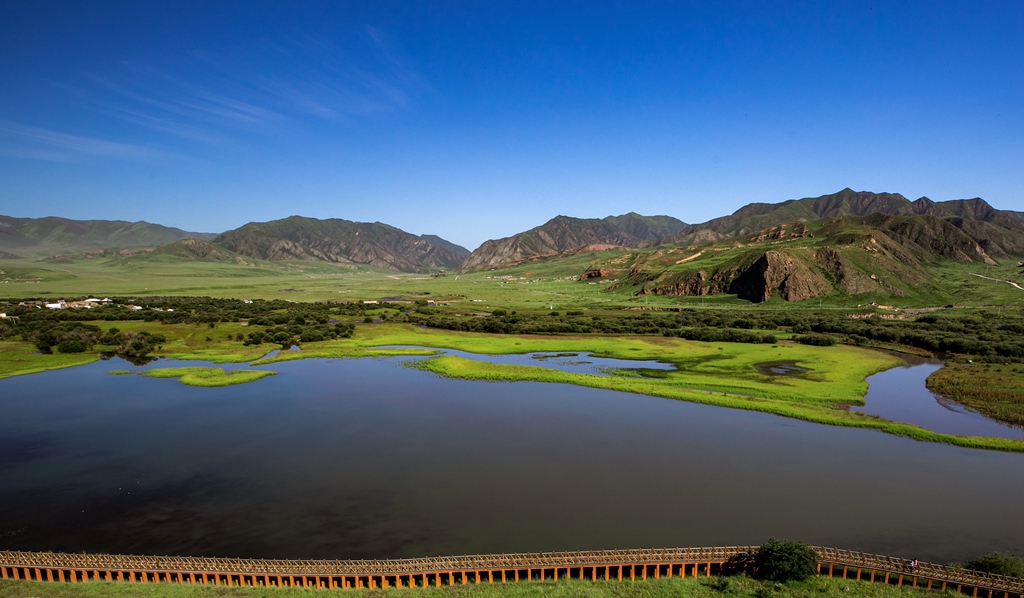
(854, 357), (1024, 440)
(1, 354), (1023, 563)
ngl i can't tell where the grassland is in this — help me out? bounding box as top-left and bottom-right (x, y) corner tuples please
(142, 366), (277, 387)
(0, 576), (951, 598)
(926, 361), (1024, 427)
(0, 339), (99, 378)
(5, 245), (1021, 311)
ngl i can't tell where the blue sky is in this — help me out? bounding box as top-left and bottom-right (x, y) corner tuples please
(1, 1), (1021, 250)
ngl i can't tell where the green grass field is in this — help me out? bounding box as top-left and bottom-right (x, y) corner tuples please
(4, 247), (1021, 311)
(0, 576), (949, 598)
(0, 339), (99, 378)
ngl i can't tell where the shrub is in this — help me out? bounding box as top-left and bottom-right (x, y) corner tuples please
(794, 334), (836, 347)
(753, 539), (818, 582)
(56, 338), (87, 353)
(959, 553), (1024, 578)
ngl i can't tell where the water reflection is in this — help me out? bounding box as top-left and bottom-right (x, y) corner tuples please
(380, 346), (676, 376)
(854, 358), (1024, 440)
(0, 354), (1022, 564)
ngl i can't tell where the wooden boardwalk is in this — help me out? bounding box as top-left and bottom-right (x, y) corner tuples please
(2, 546), (1022, 597)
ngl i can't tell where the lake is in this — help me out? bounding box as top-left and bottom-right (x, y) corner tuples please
(1, 352), (1022, 564)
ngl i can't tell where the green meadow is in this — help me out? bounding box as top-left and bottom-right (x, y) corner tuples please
(142, 366), (277, 387)
(4, 248), (1021, 311)
(0, 576), (955, 598)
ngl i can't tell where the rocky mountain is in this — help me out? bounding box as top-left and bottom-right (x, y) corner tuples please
(0, 215), (215, 258)
(211, 216), (465, 272)
(669, 188), (1024, 257)
(461, 213), (686, 272)
(419, 234), (471, 261)
(570, 210), (1021, 303)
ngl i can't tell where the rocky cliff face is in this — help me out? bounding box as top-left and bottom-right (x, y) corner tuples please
(625, 209), (1000, 302)
(727, 251), (832, 302)
(642, 250), (832, 303)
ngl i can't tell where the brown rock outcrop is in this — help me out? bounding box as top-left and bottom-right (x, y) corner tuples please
(726, 251), (831, 302)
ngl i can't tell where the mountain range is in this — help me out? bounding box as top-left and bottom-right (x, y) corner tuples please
(0, 215), (216, 259)
(2, 189), (1022, 302)
(460, 213), (686, 271)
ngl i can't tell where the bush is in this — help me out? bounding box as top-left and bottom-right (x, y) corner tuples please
(959, 553), (1024, 578)
(794, 334), (836, 347)
(753, 539), (818, 582)
(56, 338), (87, 353)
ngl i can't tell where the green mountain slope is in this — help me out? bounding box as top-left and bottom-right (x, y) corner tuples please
(212, 216), (465, 272)
(670, 188), (1024, 252)
(114, 238), (257, 265)
(461, 213), (686, 271)
(504, 212), (1020, 304)
(0, 215), (215, 258)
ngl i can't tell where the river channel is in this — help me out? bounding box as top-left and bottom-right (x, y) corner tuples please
(1, 353), (1023, 563)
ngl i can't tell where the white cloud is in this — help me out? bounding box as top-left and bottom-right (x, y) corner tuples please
(0, 120), (171, 162)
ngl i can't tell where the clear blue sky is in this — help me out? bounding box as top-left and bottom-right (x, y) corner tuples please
(1, 1), (1021, 250)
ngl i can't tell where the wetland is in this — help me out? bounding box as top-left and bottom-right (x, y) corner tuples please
(2, 348), (1024, 564)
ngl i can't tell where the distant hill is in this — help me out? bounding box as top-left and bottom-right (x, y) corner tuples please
(419, 234), (471, 261)
(670, 189), (1024, 257)
(211, 216), (465, 272)
(0, 215), (215, 258)
(461, 212), (686, 272)
(125, 238), (257, 265)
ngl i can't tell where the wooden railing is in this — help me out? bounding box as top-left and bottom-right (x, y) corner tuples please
(1, 546), (1021, 597)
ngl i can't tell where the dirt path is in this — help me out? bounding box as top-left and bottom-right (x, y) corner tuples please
(970, 272), (1024, 290)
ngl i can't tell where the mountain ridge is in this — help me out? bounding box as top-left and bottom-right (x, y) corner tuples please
(460, 213), (687, 272)
(0, 214), (215, 258)
(211, 215), (465, 273)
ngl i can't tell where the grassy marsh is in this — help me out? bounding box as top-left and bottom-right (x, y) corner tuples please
(0, 339), (99, 379)
(142, 366), (276, 387)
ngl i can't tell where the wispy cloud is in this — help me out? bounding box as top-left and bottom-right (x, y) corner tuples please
(81, 27), (425, 143)
(5, 26), (426, 164)
(0, 120), (171, 162)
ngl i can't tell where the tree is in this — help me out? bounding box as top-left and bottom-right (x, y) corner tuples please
(754, 539), (818, 582)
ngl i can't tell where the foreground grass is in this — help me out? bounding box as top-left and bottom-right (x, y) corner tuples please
(142, 367), (277, 387)
(926, 362), (1024, 427)
(0, 576), (946, 598)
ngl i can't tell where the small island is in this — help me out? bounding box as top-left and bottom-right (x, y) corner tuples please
(142, 366), (276, 387)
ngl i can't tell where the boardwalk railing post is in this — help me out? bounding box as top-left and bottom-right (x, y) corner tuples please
(3, 547), (1023, 598)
